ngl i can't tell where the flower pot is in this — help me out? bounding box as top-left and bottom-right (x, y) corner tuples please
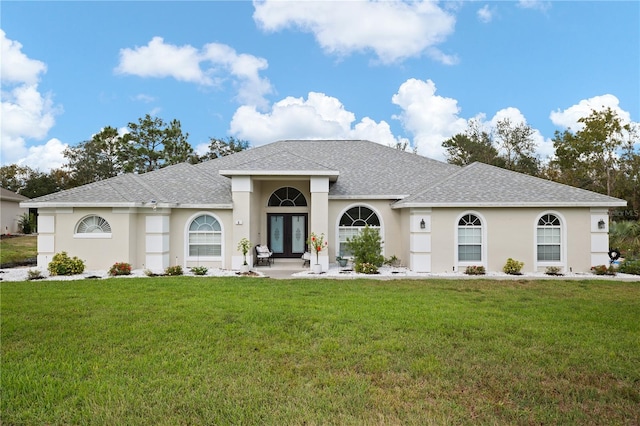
(241, 264), (250, 273)
(337, 258), (348, 267)
(312, 264), (322, 274)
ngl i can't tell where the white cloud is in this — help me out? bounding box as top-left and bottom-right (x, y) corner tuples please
(229, 92), (407, 147)
(0, 29), (47, 85)
(477, 5), (494, 23)
(549, 94), (633, 131)
(253, 0), (457, 64)
(115, 37), (272, 108)
(1, 31), (61, 168)
(16, 138), (68, 171)
(517, 0), (551, 12)
(391, 78), (467, 160)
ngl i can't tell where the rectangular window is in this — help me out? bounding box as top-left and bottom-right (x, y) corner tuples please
(537, 227), (560, 261)
(458, 228), (481, 261)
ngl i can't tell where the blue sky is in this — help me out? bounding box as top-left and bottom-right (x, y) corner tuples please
(2, 0), (638, 171)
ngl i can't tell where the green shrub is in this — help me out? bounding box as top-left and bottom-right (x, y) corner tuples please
(346, 225), (384, 267)
(465, 265), (486, 275)
(355, 262), (379, 274)
(190, 266), (208, 276)
(27, 269), (44, 280)
(503, 258), (524, 275)
(17, 212), (36, 234)
(165, 265), (183, 276)
(545, 266), (563, 276)
(384, 255), (401, 267)
(108, 262), (132, 276)
(618, 259), (640, 275)
(47, 252), (85, 276)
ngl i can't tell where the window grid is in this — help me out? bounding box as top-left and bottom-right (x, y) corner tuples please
(458, 214), (482, 262)
(338, 206), (380, 256)
(537, 214), (561, 262)
(188, 215), (222, 258)
(268, 187), (307, 207)
(76, 216), (112, 233)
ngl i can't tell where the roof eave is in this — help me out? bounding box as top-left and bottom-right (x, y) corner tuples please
(220, 169), (339, 180)
(391, 201), (628, 209)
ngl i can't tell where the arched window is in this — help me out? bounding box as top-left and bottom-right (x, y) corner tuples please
(338, 206), (381, 256)
(76, 215), (112, 234)
(458, 214), (482, 262)
(188, 215), (222, 257)
(537, 214), (561, 262)
(268, 187), (307, 207)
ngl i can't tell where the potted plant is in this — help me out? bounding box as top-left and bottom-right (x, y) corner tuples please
(237, 237), (251, 273)
(308, 232), (328, 274)
(336, 255), (348, 268)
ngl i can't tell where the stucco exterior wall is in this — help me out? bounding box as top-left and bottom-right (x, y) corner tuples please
(46, 208), (137, 270)
(429, 207), (594, 273)
(1, 200), (28, 234)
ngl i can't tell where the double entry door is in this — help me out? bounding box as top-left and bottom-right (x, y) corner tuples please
(268, 213), (307, 258)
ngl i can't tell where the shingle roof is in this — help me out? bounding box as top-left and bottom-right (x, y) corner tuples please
(22, 140), (626, 208)
(393, 162), (627, 207)
(1, 187), (30, 202)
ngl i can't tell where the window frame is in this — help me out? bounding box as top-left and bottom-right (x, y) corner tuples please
(535, 212), (565, 267)
(455, 212), (486, 269)
(185, 213), (223, 261)
(336, 204), (382, 258)
(74, 215), (112, 239)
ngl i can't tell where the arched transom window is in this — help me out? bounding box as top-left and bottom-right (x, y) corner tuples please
(537, 214), (561, 262)
(458, 214), (482, 262)
(188, 215), (222, 257)
(76, 215), (112, 234)
(268, 187), (307, 207)
(338, 206), (381, 256)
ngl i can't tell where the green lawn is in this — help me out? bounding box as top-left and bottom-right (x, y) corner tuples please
(0, 235), (37, 265)
(2, 277), (639, 425)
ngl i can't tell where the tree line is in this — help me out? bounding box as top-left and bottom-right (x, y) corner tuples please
(2, 109), (638, 218)
(441, 108), (639, 219)
(1, 114), (249, 198)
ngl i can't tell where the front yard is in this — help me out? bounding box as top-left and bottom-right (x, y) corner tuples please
(2, 277), (638, 425)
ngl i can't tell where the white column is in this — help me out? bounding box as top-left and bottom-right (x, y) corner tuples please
(231, 176), (253, 269)
(410, 208), (432, 272)
(145, 214), (170, 272)
(590, 208), (610, 267)
(36, 210), (56, 268)
(310, 176), (329, 271)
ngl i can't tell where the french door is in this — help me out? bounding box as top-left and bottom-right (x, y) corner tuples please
(268, 213), (307, 258)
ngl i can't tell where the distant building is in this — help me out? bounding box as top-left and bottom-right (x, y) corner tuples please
(1, 188), (29, 235)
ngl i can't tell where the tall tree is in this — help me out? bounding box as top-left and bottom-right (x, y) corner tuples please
(199, 136), (250, 161)
(63, 126), (125, 186)
(550, 107), (631, 196)
(442, 119), (501, 166)
(120, 115), (194, 173)
(0, 164), (68, 198)
(493, 118), (539, 175)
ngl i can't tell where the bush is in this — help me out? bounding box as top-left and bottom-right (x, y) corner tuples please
(17, 212), (36, 234)
(465, 265), (486, 275)
(591, 264), (616, 276)
(545, 266), (563, 276)
(346, 225), (384, 268)
(48, 252), (85, 276)
(618, 259), (640, 275)
(27, 269), (44, 280)
(384, 255), (401, 267)
(354, 262), (379, 274)
(503, 258), (524, 275)
(165, 265), (183, 276)
(190, 266), (208, 276)
(109, 262), (132, 276)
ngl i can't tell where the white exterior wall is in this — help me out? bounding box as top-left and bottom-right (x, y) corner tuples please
(1, 199), (28, 234)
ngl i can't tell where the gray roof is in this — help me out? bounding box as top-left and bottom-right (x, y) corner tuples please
(393, 162), (627, 208)
(1, 187), (29, 202)
(22, 140), (626, 208)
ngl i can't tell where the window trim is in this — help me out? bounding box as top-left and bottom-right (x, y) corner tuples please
(74, 215), (112, 239)
(534, 211), (566, 269)
(454, 211), (487, 270)
(268, 187), (308, 207)
(185, 212), (224, 262)
(335, 204), (383, 258)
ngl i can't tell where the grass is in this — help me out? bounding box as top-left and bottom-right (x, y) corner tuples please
(0, 235), (37, 266)
(2, 277), (639, 425)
